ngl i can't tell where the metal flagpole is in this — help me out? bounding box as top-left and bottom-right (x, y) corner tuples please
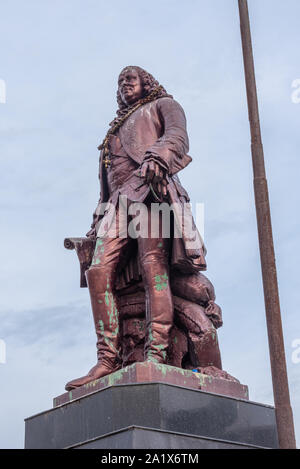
(237, 0), (296, 449)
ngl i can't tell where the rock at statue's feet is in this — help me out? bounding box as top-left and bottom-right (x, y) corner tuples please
(196, 365), (240, 383)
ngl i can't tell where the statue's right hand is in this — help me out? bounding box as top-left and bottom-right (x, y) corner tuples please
(86, 227), (97, 239)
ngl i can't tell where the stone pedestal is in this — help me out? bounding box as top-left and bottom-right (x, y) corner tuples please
(25, 364), (278, 449)
(53, 362), (249, 406)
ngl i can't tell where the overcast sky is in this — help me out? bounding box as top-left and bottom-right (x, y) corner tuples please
(0, 0), (299, 448)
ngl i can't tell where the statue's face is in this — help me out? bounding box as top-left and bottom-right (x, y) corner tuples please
(118, 68), (143, 106)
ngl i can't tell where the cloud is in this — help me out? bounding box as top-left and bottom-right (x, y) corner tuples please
(0, 302), (97, 448)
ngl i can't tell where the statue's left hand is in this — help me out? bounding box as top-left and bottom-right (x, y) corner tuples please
(140, 160), (168, 197)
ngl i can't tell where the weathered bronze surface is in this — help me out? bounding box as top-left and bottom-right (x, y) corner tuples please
(56, 362), (248, 407)
(64, 66), (236, 393)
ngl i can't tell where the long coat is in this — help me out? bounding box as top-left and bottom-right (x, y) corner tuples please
(88, 96), (207, 274)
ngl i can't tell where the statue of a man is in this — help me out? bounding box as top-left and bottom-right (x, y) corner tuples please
(65, 66), (213, 391)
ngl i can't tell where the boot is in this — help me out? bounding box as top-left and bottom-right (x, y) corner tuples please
(65, 267), (121, 391)
(141, 258), (174, 364)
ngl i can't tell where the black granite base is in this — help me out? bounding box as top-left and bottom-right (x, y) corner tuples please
(25, 382), (279, 449)
(71, 426), (265, 449)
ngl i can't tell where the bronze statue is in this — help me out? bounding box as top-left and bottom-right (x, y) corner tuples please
(65, 66), (230, 392)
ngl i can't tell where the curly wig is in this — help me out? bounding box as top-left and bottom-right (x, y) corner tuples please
(105, 66), (172, 131)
